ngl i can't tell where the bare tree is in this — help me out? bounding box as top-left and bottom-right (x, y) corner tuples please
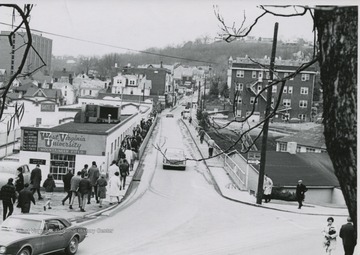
(215, 5), (357, 231)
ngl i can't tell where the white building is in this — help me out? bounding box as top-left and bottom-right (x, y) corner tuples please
(52, 82), (76, 105)
(112, 73), (152, 96)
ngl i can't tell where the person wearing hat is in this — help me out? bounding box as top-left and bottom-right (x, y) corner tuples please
(0, 178), (17, 221)
(295, 179), (308, 209)
(339, 217), (357, 255)
(95, 173), (107, 208)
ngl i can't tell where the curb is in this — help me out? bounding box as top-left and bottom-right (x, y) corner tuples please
(181, 120), (348, 217)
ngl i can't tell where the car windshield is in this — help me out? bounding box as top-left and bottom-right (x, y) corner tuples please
(1, 218), (42, 234)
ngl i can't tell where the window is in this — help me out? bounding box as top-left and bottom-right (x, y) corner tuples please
(283, 86), (287, 93)
(266, 72), (270, 79)
(298, 114), (306, 120)
(306, 147), (316, 153)
(288, 86), (293, 94)
(283, 99), (291, 107)
(237, 97), (242, 104)
(89, 90), (92, 95)
(271, 97), (275, 107)
(257, 85), (262, 93)
(111, 142), (113, 153)
(301, 73), (310, 81)
(284, 72), (288, 78)
(299, 100), (308, 108)
(258, 72), (263, 79)
(235, 83), (243, 91)
(272, 85), (277, 93)
(236, 70), (244, 78)
(300, 87), (309, 95)
(50, 154), (75, 181)
(129, 80), (136, 85)
(117, 80), (120, 84)
(252, 71), (257, 78)
(279, 142), (287, 152)
(250, 97), (256, 104)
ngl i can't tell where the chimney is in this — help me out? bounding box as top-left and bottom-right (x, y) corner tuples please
(287, 142), (297, 154)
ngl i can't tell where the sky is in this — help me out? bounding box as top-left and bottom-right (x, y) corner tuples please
(0, 0), (358, 57)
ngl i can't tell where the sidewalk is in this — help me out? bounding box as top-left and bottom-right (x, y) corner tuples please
(183, 119), (349, 217)
(0, 162), (139, 224)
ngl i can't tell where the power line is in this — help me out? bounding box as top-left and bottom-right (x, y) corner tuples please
(0, 21), (217, 65)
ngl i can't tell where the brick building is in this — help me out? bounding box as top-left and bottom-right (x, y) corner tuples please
(228, 57), (317, 122)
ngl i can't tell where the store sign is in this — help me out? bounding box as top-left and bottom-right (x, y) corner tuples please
(41, 103), (56, 112)
(29, 158), (46, 165)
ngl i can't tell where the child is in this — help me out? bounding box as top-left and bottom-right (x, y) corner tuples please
(42, 174), (56, 210)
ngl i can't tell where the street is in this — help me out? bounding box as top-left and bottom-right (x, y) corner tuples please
(71, 106), (346, 255)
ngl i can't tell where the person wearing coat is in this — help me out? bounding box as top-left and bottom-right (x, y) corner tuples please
(339, 217), (357, 255)
(0, 178), (17, 221)
(87, 161), (100, 204)
(78, 173), (91, 212)
(17, 183), (35, 213)
(108, 160), (120, 179)
(62, 169), (74, 205)
(69, 171), (82, 210)
(322, 217), (338, 255)
(42, 174), (56, 211)
(15, 168), (24, 193)
(263, 175), (273, 203)
(95, 174), (107, 208)
(30, 164), (43, 200)
(296, 180), (308, 209)
(108, 172), (121, 204)
(119, 159), (130, 190)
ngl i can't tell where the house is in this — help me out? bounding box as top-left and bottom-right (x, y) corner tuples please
(228, 57), (317, 122)
(112, 73), (151, 96)
(23, 87), (64, 105)
(53, 68), (75, 85)
(73, 77), (109, 98)
(52, 82), (76, 105)
(276, 125), (327, 153)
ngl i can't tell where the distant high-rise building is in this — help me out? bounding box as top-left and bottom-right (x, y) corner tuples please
(0, 31), (52, 75)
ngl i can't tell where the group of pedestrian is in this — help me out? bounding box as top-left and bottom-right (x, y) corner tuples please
(322, 216), (357, 255)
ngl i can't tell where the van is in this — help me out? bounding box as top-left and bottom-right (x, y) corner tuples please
(0, 161), (31, 188)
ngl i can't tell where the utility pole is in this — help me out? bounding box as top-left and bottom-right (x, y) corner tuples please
(256, 22), (278, 205)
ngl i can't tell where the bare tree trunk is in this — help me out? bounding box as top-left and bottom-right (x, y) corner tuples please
(314, 6), (357, 231)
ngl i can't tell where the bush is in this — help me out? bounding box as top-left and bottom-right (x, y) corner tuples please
(271, 187), (297, 201)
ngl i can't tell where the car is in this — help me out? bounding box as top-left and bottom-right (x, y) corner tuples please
(166, 113), (174, 118)
(0, 161), (31, 188)
(0, 214), (87, 255)
(163, 148), (186, 170)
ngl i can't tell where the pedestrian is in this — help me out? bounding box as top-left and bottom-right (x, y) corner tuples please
(78, 173), (91, 212)
(263, 175), (273, 203)
(96, 173), (107, 208)
(62, 169), (74, 205)
(125, 148), (135, 171)
(81, 164), (88, 178)
(0, 178), (17, 221)
(118, 148), (126, 160)
(15, 167), (24, 193)
(42, 174), (56, 211)
(296, 179), (308, 209)
(207, 138), (215, 157)
(189, 116), (192, 124)
(108, 172), (121, 204)
(87, 161), (100, 204)
(119, 159), (130, 190)
(17, 183), (35, 213)
(322, 217), (338, 255)
(339, 217), (357, 255)
(197, 128), (205, 144)
(30, 164), (43, 200)
(108, 160), (120, 179)
(69, 171), (82, 210)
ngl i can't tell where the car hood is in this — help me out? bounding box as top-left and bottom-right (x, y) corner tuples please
(0, 230), (35, 246)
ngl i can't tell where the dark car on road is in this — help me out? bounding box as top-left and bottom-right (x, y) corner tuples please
(0, 214), (87, 255)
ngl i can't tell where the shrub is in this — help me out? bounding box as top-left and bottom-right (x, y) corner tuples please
(271, 187), (297, 201)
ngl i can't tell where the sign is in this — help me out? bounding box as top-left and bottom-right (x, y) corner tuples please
(29, 158), (46, 165)
(22, 130), (38, 151)
(41, 103), (56, 112)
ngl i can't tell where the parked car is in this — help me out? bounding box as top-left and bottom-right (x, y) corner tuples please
(0, 161), (31, 188)
(166, 113), (174, 118)
(0, 214), (87, 255)
(163, 148), (186, 170)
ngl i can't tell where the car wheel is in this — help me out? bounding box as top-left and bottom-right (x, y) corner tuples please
(18, 248), (31, 255)
(65, 236), (79, 255)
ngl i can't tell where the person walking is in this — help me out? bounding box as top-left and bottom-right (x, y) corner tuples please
(108, 160), (120, 179)
(322, 217), (338, 255)
(15, 167), (24, 194)
(17, 183), (35, 213)
(30, 164), (43, 200)
(125, 148), (135, 171)
(81, 164), (88, 178)
(108, 172), (121, 205)
(119, 159), (130, 190)
(62, 169), (74, 205)
(0, 178), (17, 221)
(263, 175), (273, 203)
(69, 171), (82, 210)
(96, 174), (107, 208)
(207, 138), (215, 157)
(42, 174), (56, 211)
(78, 173), (91, 212)
(296, 180), (308, 209)
(339, 217), (357, 255)
(197, 128), (205, 144)
(87, 161), (100, 204)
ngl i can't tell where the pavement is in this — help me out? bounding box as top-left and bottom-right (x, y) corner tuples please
(182, 115), (349, 217)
